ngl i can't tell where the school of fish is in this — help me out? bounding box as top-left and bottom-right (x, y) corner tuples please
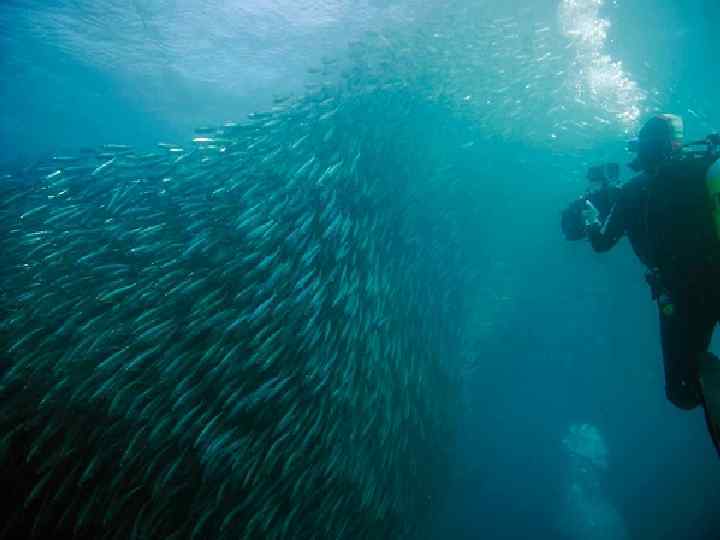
(0, 1), (655, 538)
(0, 24), (480, 540)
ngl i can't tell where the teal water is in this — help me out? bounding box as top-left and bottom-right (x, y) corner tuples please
(1, 1), (719, 539)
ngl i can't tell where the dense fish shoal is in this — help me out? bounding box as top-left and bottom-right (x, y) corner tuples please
(0, 2), (658, 535)
(0, 28), (479, 540)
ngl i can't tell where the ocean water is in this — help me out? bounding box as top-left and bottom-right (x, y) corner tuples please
(1, 1), (719, 539)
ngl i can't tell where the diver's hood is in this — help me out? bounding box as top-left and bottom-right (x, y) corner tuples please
(628, 114), (685, 172)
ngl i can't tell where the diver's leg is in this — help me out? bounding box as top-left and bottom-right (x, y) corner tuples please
(698, 298), (720, 455)
(658, 294), (713, 410)
(699, 351), (720, 456)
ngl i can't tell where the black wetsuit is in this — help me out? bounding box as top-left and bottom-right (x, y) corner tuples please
(588, 156), (720, 410)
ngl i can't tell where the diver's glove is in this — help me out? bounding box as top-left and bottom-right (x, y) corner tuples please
(582, 200), (602, 230)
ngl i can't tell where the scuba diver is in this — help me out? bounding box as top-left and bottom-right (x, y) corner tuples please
(561, 114), (720, 456)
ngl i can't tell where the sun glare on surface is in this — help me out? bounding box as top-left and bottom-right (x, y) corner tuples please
(559, 0), (645, 131)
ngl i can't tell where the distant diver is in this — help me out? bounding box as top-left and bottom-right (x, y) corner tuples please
(561, 114), (720, 457)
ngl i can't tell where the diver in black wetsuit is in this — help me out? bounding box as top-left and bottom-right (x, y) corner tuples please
(563, 114), (720, 456)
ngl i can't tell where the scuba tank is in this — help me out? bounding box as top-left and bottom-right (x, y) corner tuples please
(707, 158), (720, 242)
(670, 133), (720, 242)
(645, 135), (720, 285)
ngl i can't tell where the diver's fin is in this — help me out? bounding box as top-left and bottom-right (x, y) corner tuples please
(699, 353), (720, 458)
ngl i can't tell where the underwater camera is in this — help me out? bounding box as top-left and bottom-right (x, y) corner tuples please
(586, 162), (620, 185)
(561, 162), (620, 241)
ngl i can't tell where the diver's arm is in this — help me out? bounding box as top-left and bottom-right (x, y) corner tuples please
(587, 200), (624, 252)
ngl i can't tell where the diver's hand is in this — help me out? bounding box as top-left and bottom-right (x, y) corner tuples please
(582, 200), (601, 229)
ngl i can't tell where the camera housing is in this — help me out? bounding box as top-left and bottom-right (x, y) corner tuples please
(561, 197), (587, 241)
(561, 163), (621, 241)
(587, 163), (620, 185)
